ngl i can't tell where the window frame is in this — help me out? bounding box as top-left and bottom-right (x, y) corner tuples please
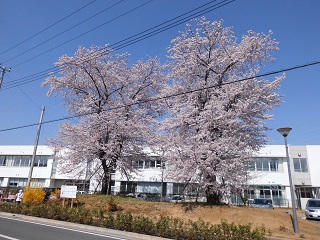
(293, 158), (308, 173)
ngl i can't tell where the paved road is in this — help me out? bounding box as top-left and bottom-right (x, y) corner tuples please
(0, 212), (167, 240)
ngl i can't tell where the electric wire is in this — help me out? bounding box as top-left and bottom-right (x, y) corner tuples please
(0, 0), (97, 56)
(13, 0), (229, 68)
(1, 67), (58, 90)
(10, 0), (154, 68)
(111, 0), (235, 51)
(5, 73), (42, 110)
(1, 0), (234, 90)
(0, 60), (319, 133)
(2, 0), (125, 64)
(98, 0), (228, 53)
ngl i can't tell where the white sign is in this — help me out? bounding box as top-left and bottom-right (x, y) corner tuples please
(60, 185), (77, 199)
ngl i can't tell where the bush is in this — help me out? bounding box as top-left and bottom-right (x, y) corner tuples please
(0, 200), (267, 239)
(24, 188), (46, 203)
(114, 212), (133, 231)
(131, 215), (156, 235)
(49, 188), (61, 201)
(106, 196), (122, 212)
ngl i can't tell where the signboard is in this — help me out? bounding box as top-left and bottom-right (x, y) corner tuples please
(60, 185), (77, 199)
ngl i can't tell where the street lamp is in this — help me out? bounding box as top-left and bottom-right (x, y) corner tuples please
(277, 127), (299, 234)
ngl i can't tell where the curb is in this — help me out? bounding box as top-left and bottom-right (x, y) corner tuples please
(0, 212), (169, 240)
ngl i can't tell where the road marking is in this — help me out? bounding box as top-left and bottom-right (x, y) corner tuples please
(0, 215), (126, 240)
(0, 234), (20, 240)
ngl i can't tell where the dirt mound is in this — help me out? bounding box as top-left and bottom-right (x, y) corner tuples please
(78, 195), (320, 239)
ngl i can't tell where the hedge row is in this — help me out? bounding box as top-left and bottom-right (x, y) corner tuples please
(0, 202), (266, 240)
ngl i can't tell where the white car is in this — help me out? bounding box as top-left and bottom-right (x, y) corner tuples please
(305, 199), (320, 220)
(126, 193), (146, 200)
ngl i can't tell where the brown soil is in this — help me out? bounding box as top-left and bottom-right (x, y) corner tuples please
(77, 195), (320, 239)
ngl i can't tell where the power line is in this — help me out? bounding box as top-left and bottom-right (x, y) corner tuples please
(1, 0), (234, 90)
(14, 0), (230, 68)
(111, 0), (235, 51)
(0, 60), (319, 133)
(1, 67), (58, 90)
(5, 73), (42, 110)
(0, 0), (97, 56)
(103, 0), (228, 52)
(2, 0), (125, 64)
(10, 0), (154, 68)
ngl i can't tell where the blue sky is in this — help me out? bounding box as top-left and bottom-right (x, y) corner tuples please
(0, 0), (319, 146)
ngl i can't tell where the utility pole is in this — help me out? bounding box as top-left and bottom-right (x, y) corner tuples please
(0, 64), (11, 89)
(26, 106), (45, 189)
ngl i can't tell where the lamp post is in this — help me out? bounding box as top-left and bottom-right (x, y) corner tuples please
(277, 127), (299, 234)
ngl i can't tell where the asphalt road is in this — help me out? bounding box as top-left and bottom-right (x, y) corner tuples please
(0, 213), (167, 240)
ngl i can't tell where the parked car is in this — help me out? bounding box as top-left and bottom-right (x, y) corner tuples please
(77, 191), (88, 195)
(170, 195), (184, 203)
(125, 193), (146, 200)
(251, 198), (274, 209)
(305, 199), (320, 220)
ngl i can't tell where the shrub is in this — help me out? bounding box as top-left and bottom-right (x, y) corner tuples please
(24, 188), (46, 203)
(49, 189), (61, 201)
(114, 212), (133, 231)
(131, 215), (156, 235)
(101, 212), (115, 229)
(0, 200), (267, 239)
(155, 216), (172, 237)
(107, 196), (122, 212)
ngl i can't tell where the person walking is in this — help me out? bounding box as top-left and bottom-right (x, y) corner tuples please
(15, 189), (24, 205)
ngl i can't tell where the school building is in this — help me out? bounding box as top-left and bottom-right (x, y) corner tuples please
(0, 144), (319, 209)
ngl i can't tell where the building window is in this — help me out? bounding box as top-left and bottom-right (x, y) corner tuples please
(63, 180), (90, 192)
(131, 158), (162, 169)
(8, 178), (27, 187)
(13, 156), (21, 166)
(249, 158), (283, 172)
(299, 188), (312, 198)
(20, 156), (31, 167)
(173, 183), (184, 195)
(137, 182), (161, 194)
(0, 155), (48, 167)
(137, 161), (144, 169)
(156, 160), (165, 168)
(144, 160), (151, 169)
(269, 159), (278, 171)
(30, 179), (45, 188)
(256, 158), (269, 171)
(0, 156), (6, 166)
(293, 158), (308, 172)
(38, 156), (48, 167)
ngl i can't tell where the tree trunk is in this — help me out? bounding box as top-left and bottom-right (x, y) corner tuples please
(206, 188), (223, 205)
(100, 157), (111, 195)
(100, 174), (109, 195)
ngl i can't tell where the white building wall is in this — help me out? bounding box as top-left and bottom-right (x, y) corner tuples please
(306, 145), (320, 187)
(0, 145), (55, 187)
(0, 145), (54, 156)
(0, 145), (85, 189)
(115, 169), (164, 183)
(250, 145), (289, 186)
(0, 144), (319, 206)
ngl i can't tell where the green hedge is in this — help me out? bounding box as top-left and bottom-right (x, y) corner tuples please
(0, 202), (266, 239)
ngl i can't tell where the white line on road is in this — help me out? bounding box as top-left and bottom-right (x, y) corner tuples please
(0, 215), (126, 240)
(0, 234), (20, 240)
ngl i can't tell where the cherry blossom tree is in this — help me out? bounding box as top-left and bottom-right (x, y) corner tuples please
(43, 46), (165, 194)
(160, 18), (285, 203)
